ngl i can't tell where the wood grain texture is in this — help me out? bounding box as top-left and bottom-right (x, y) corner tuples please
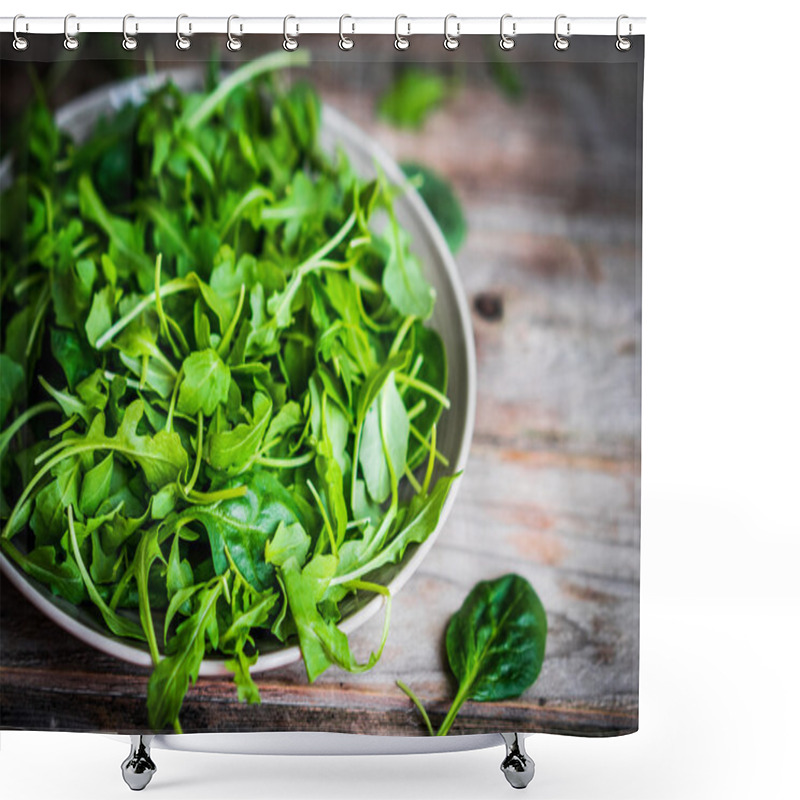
(0, 43), (641, 737)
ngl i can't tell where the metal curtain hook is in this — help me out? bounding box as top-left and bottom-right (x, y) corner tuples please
(283, 15), (299, 51)
(227, 15), (242, 51)
(394, 14), (410, 50)
(339, 14), (354, 50)
(444, 14), (460, 51)
(12, 14), (29, 51)
(499, 14), (516, 50)
(616, 14), (632, 51)
(64, 14), (79, 51)
(176, 14), (191, 50)
(554, 14), (570, 51)
(122, 15), (138, 51)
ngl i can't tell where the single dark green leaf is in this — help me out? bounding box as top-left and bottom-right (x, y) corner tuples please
(30, 462), (80, 547)
(183, 470), (306, 592)
(0, 354), (25, 426)
(50, 328), (99, 392)
(446, 574), (547, 703)
(401, 163), (467, 254)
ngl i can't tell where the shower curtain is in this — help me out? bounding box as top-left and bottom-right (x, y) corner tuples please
(0, 26), (643, 738)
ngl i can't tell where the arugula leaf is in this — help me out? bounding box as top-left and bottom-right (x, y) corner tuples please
(358, 374), (409, 505)
(381, 221), (435, 319)
(147, 577), (224, 730)
(78, 453), (114, 517)
(177, 349), (231, 417)
(206, 391), (272, 471)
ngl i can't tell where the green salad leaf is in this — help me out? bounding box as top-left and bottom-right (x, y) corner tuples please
(398, 574), (547, 736)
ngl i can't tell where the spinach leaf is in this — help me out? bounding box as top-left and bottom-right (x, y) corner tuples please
(183, 470), (306, 592)
(398, 574), (548, 736)
(401, 163), (467, 254)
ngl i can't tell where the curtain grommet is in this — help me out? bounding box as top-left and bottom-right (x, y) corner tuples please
(499, 14), (516, 51)
(12, 15), (29, 51)
(63, 14), (79, 51)
(554, 14), (570, 51)
(227, 15), (242, 52)
(394, 15), (410, 50)
(444, 14), (460, 51)
(616, 15), (632, 51)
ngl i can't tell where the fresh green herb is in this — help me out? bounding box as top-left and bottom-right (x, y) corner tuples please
(398, 574), (547, 735)
(401, 163), (467, 254)
(377, 68), (449, 130)
(0, 53), (456, 732)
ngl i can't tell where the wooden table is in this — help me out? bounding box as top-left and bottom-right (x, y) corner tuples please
(0, 39), (641, 738)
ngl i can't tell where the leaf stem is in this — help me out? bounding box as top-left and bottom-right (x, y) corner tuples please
(396, 680), (434, 736)
(183, 50), (310, 131)
(395, 373), (451, 409)
(96, 278), (193, 350)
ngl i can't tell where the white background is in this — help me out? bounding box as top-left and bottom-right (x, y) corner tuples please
(2, 1), (799, 798)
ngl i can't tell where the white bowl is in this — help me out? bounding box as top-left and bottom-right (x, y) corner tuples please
(0, 69), (476, 676)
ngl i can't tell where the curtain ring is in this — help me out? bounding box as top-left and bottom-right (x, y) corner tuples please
(616, 15), (632, 51)
(176, 14), (191, 50)
(443, 14), (460, 51)
(339, 14), (354, 51)
(122, 15), (138, 51)
(12, 15), (29, 51)
(499, 14), (516, 51)
(227, 15), (242, 51)
(63, 14), (79, 51)
(394, 15), (410, 51)
(283, 15), (299, 51)
(554, 14), (570, 51)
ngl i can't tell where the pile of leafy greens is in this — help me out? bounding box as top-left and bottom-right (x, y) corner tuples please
(0, 52), (456, 732)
